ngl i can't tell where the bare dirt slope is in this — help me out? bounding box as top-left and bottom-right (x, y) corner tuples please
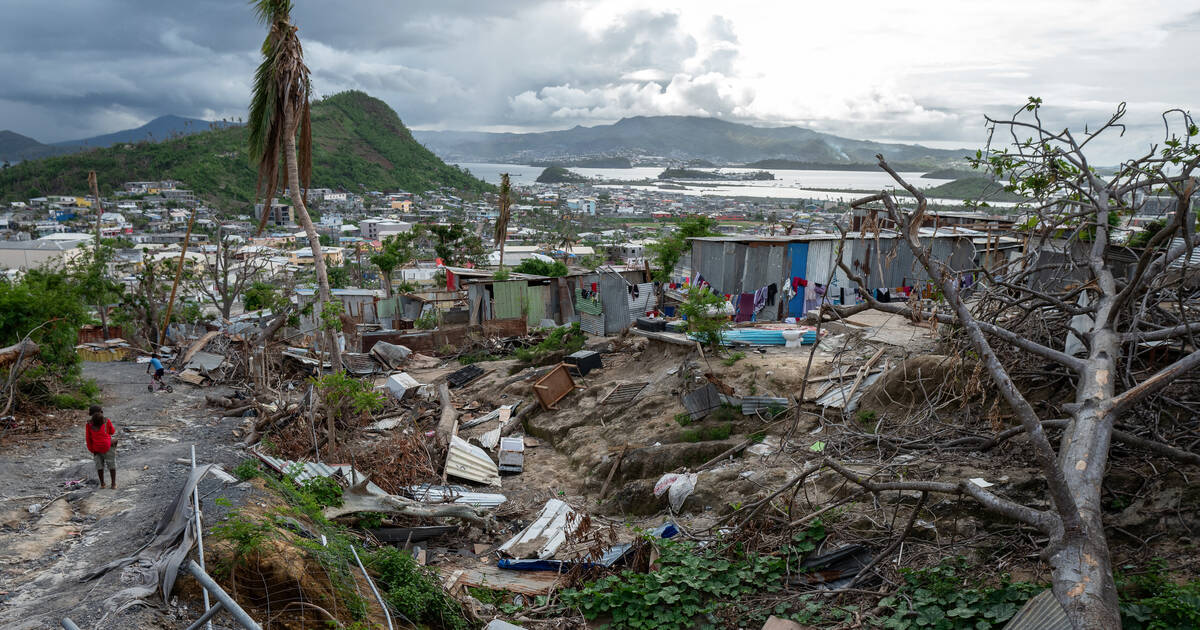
(0, 362), (246, 630)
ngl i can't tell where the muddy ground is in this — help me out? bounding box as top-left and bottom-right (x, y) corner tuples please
(3, 310), (1196, 628)
(0, 362), (246, 630)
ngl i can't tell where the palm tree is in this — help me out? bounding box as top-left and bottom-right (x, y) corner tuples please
(247, 0), (342, 373)
(494, 174), (511, 267)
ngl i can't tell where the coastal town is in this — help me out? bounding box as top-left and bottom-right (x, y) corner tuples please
(1, 3), (1199, 630)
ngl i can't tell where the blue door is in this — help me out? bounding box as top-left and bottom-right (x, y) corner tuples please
(788, 242), (808, 317)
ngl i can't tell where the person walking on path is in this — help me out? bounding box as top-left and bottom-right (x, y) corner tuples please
(147, 353), (165, 392)
(85, 411), (117, 489)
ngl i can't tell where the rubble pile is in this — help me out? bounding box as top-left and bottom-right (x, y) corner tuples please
(130, 303), (1200, 629)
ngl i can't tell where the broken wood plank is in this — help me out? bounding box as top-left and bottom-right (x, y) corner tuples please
(599, 446), (628, 500)
(452, 564), (565, 596)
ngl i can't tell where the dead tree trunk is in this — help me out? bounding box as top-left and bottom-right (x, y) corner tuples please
(0, 340), (39, 368)
(832, 107), (1200, 629)
(435, 383), (457, 449)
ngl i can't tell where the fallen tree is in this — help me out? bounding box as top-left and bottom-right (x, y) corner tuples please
(323, 480), (495, 529)
(0, 339), (39, 368)
(828, 99), (1200, 629)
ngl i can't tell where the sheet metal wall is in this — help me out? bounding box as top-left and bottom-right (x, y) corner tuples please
(600, 274), (632, 333)
(492, 281), (526, 319)
(525, 284), (550, 326)
(692, 236), (977, 307)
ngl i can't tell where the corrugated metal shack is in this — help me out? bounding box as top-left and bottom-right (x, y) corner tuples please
(688, 234), (978, 320)
(456, 266), (653, 335)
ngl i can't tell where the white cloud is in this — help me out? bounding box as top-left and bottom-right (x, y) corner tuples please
(0, 0), (1197, 163)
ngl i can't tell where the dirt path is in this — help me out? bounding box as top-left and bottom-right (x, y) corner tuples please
(0, 362), (245, 630)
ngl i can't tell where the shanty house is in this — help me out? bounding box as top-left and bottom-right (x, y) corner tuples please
(687, 234), (979, 320)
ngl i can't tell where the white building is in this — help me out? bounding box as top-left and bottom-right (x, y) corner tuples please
(360, 219), (413, 240)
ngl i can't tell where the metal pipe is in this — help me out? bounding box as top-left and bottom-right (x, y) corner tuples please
(61, 619), (81, 630)
(350, 546), (393, 630)
(183, 601), (225, 630)
(191, 445), (213, 630)
(185, 560), (262, 630)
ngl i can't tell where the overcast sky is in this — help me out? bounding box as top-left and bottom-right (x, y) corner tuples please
(3, 0), (1198, 163)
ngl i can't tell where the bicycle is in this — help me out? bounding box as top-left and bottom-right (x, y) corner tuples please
(148, 373), (174, 393)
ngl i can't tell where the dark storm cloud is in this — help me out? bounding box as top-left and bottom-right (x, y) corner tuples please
(1, 0), (1196, 164)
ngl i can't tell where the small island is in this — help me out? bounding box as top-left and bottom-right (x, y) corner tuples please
(658, 168), (774, 181)
(535, 165), (591, 183)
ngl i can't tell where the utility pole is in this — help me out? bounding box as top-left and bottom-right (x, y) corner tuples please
(88, 171), (111, 338)
(159, 206), (199, 349)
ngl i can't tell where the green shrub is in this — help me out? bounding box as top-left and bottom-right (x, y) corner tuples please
(355, 512), (384, 529)
(558, 522), (824, 628)
(415, 307), (439, 330)
(513, 323), (584, 363)
(298, 476), (343, 509)
(368, 547), (469, 630)
(875, 558), (1041, 629)
(1118, 560), (1200, 630)
(232, 458), (261, 481)
(513, 258), (568, 277)
(211, 513), (275, 571)
(674, 412), (692, 427)
(679, 286), (729, 350)
(51, 392), (92, 409)
(721, 351), (745, 366)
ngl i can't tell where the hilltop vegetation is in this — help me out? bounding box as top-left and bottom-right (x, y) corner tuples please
(0, 91), (491, 208)
(920, 176), (1027, 202)
(416, 115), (967, 167)
(535, 165), (590, 183)
(922, 167), (985, 179)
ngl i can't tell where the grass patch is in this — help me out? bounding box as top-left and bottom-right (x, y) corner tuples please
(674, 412), (693, 427)
(681, 423), (733, 443)
(721, 351), (746, 367)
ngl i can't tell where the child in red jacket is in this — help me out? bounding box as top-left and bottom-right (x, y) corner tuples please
(86, 411), (117, 489)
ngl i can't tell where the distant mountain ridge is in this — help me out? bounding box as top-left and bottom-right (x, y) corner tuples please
(414, 116), (968, 168)
(0, 115), (239, 163)
(0, 91), (491, 207)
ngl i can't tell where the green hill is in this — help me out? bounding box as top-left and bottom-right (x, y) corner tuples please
(535, 166), (589, 183)
(920, 177), (1027, 202)
(0, 91), (491, 208)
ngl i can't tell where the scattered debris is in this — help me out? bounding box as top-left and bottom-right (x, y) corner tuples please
(406, 484), (507, 508)
(564, 349), (602, 376)
(682, 383), (729, 420)
(369, 341), (412, 369)
(600, 381), (649, 405)
(450, 564), (565, 596)
(532, 363), (577, 410)
(1003, 590), (1070, 630)
(447, 364), (486, 388)
(654, 472), (698, 512)
(497, 437), (525, 473)
(793, 544), (873, 589)
(445, 435), (502, 486)
(370, 526), (458, 544)
(741, 396), (789, 415)
(384, 372), (425, 401)
(498, 498), (579, 560)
